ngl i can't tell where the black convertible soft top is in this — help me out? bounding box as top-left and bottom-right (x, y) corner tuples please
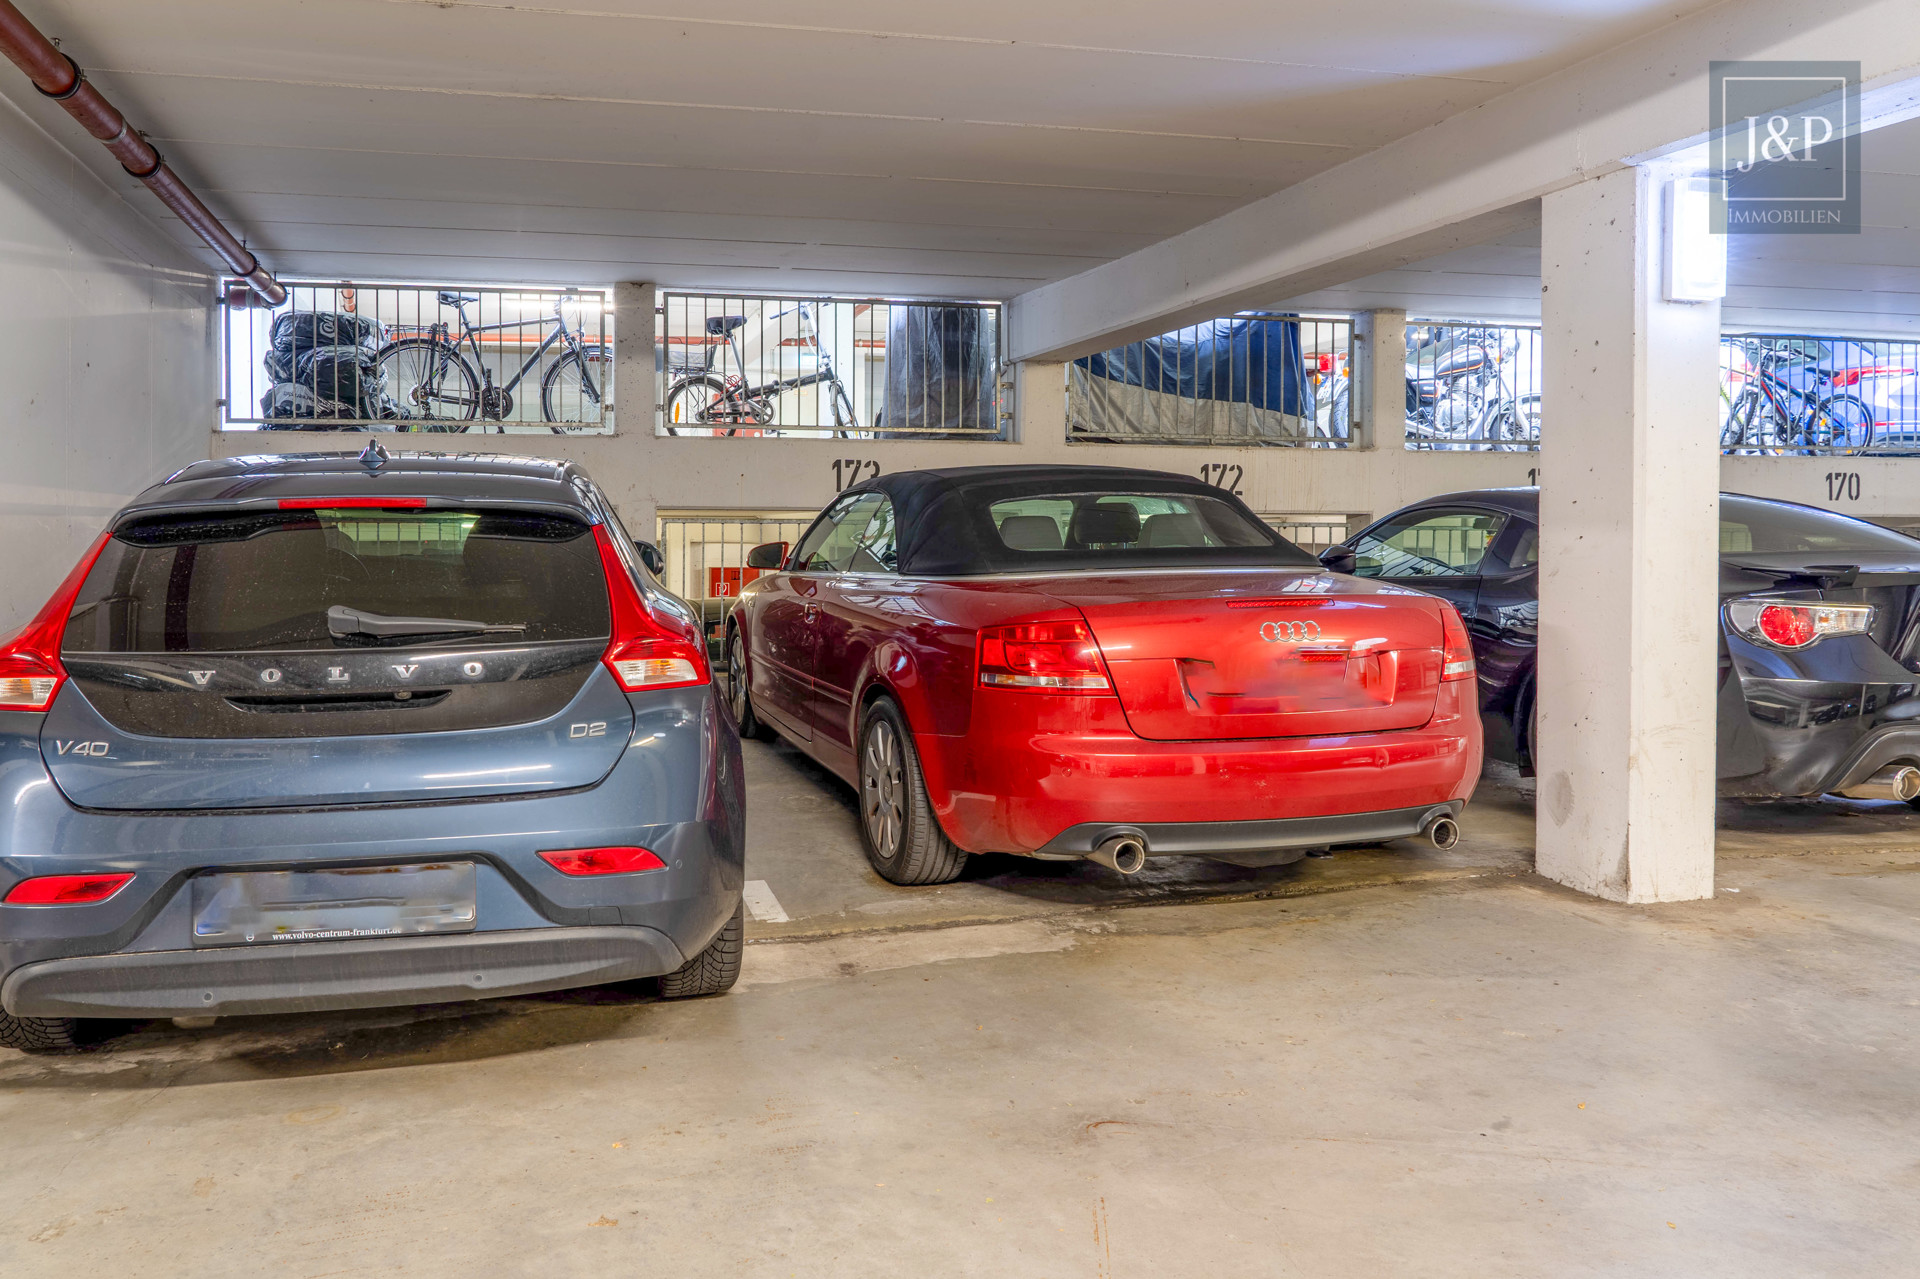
(840, 465), (1318, 576)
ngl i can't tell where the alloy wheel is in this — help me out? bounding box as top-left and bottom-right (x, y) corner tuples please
(728, 636), (749, 723)
(862, 718), (905, 860)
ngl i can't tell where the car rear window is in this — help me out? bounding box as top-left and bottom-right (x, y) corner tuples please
(1720, 497), (1920, 557)
(986, 492), (1312, 565)
(64, 508), (610, 653)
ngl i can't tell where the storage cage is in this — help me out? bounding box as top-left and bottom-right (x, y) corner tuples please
(1068, 315), (1353, 447)
(658, 293), (1006, 439)
(655, 511), (817, 653)
(1720, 333), (1920, 454)
(221, 281), (611, 433)
(1402, 321), (1542, 452)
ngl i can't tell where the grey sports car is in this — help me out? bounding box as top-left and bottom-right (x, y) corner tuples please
(0, 449), (744, 1052)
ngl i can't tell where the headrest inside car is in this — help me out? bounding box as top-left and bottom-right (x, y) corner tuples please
(1140, 512), (1208, 547)
(1070, 504), (1141, 546)
(997, 514), (1064, 551)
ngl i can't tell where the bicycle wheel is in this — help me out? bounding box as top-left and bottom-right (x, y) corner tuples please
(376, 338), (479, 428)
(664, 374), (728, 435)
(1814, 393), (1875, 455)
(541, 344), (609, 430)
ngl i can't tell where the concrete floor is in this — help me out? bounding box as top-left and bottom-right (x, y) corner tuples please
(2, 742), (1918, 1276)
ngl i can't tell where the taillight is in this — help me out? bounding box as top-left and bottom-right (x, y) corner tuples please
(591, 526), (710, 691)
(538, 846), (666, 876)
(1440, 605), (1475, 681)
(977, 619), (1112, 693)
(5, 873), (134, 905)
(0, 532), (111, 711)
(1726, 598), (1872, 649)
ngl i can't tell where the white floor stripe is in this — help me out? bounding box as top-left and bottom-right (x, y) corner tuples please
(742, 880), (789, 924)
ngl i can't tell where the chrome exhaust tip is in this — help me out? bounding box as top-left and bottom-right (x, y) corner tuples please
(1425, 815), (1460, 851)
(1837, 764), (1920, 803)
(1089, 834), (1148, 875)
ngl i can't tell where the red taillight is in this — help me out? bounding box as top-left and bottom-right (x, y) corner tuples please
(1440, 605), (1475, 681)
(278, 497), (427, 509)
(5, 873), (133, 905)
(0, 531), (111, 711)
(537, 846), (666, 876)
(977, 619), (1112, 693)
(1757, 603), (1818, 647)
(592, 526), (710, 691)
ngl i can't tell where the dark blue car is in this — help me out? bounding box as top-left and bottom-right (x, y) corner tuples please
(0, 450), (745, 1052)
(1330, 488), (1920, 805)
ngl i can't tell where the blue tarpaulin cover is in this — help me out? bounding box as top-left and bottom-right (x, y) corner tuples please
(1076, 315), (1309, 416)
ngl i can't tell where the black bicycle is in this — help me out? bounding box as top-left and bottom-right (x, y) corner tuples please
(1721, 340), (1875, 455)
(664, 303), (861, 435)
(376, 291), (607, 432)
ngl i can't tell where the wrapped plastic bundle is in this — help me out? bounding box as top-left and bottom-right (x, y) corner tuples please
(269, 310), (384, 358)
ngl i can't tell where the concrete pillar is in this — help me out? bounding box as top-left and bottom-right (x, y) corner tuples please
(613, 281), (657, 438)
(1535, 164), (1722, 903)
(1013, 360), (1066, 444)
(611, 282), (659, 538)
(1355, 308), (1407, 452)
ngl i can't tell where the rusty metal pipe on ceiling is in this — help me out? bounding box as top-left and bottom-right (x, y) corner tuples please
(0, 0), (284, 305)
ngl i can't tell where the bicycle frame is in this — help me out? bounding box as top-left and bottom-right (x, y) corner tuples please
(444, 299), (594, 398)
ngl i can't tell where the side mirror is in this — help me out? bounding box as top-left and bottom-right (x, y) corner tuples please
(1318, 543), (1358, 575)
(633, 539), (666, 576)
(746, 541), (788, 570)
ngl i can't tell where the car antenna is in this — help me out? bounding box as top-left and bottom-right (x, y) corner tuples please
(358, 438), (390, 471)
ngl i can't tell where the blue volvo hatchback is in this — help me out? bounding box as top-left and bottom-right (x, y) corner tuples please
(0, 449), (745, 1052)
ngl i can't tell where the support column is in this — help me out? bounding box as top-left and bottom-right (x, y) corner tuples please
(611, 281), (658, 538)
(1536, 165), (1722, 903)
(1355, 308), (1407, 452)
(612, 281), (656, 437)
(1013, 360), (1066, 444)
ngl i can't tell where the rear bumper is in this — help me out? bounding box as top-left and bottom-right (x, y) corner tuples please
(2, 925), (685, 1019)
(1037, 802), (1463, 861)
(918, 683), (1482, 855)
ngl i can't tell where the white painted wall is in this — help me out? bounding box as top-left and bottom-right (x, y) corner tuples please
(0, 92), (215, 630)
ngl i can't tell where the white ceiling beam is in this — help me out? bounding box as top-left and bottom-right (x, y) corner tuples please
(1007, 0), (1920, 363)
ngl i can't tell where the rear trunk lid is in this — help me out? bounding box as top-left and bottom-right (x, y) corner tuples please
(46, 503), (627, 810)
(1039, 571), (1447, 741)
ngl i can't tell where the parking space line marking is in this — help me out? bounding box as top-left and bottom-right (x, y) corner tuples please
(743, 880), (790, 924)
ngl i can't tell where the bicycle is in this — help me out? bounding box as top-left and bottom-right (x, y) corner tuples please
(375, 291), (607, 432)
(1721, 340), (1875, 455)
(664, 302), (861, 436)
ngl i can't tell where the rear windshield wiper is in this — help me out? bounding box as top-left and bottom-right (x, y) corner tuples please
(327, 604), (526, 639)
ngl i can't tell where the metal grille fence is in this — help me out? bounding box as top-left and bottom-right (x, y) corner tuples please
(658, 293), (1004, 439)
(1067, 315), (1352, 447)
(1721, 334), (1920, 453)
(1403, 322), (1542, 451)
(1264, 514), (1361, 552)
(221, 281), (611, 433)
(656, 511), (815, 655)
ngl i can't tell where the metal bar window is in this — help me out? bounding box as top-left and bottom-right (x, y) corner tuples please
(220, 280), (611, 433)
(1721, 333), (1920, 454)
(1067, 315), (1352, 448)
(656, 293), (1004, 439)
(1402, 321), (1541, 452)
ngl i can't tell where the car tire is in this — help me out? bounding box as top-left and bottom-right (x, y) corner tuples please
(727, 630), (772, 741)
(658, 900), (743, 998)
(0, 1012), (90, 1054)
(857, 698), (969, 886)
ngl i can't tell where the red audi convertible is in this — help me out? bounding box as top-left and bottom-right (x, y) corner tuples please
(727, 466), (1481, 884)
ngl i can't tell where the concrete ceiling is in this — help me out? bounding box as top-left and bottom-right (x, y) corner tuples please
(7, 0), (1724, 298)
(1287, 115), (1920, 337)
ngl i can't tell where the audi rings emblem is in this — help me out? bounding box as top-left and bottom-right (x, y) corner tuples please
(1259, 620), (1322, 643)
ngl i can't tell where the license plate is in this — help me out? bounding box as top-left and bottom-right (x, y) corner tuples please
(190, 862), (477, 947)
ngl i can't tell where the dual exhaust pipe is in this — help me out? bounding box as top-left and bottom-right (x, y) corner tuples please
(1083, 811), (1461, 875)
